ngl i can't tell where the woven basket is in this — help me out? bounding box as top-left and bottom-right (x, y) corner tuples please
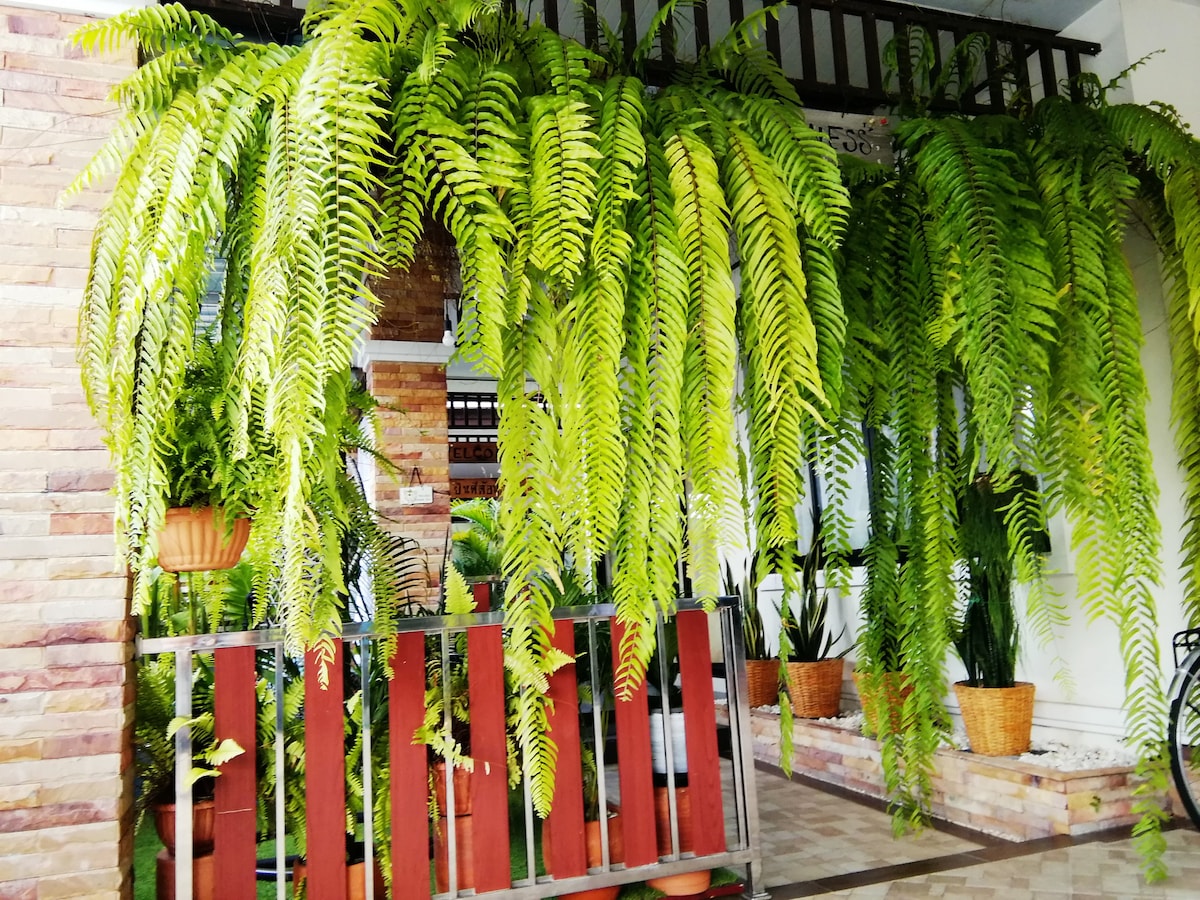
(954, 681), (1035, 757)
(853, 670), (914, 737)
(745, 659), (781, 708)
(786, 658), (844, 718)
(157, 507), (251, 573)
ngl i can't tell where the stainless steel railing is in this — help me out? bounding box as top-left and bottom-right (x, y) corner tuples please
(138, 596), (765, 899)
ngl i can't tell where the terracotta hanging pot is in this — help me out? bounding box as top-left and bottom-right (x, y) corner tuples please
(157, 507), (251, 573)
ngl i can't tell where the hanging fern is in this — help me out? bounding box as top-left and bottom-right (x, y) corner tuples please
(76, 6), (1200, 870)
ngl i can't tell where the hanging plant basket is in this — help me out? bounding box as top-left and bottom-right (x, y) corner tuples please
(157, 507), (251, 573)
(745, 659), (781, 709)
(954, 681), (1036, 757)
(786, 659), (844, 719)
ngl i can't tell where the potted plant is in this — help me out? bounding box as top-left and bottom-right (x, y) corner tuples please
(952, 471), (1039, 756)
(542, 743), (625, 900)
(134, 652), (243, 900)
(449, 497), (505, 610)
(641, 620), (711, 897)
(155, 341), (259, 574)
(782, 531), (849, 719)
(724, 556), (779, 709)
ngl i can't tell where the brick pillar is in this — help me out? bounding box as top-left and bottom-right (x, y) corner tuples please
(0, 8), (137, 899)
(366, 233), (456, 604)
(371, 360), (451, 602)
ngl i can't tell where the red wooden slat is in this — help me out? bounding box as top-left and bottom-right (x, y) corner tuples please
(390, 632), (431, 900)
(472, 581), (491, 612)
(467, 624), (511, 891)
(611, 617), (657, 867)
(213, 646), (257, 900)
(304, 642), (348, 900)
(676, 610), (726, 856)
(543, 623), (586, 878)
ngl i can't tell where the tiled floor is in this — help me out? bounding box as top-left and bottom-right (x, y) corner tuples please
(751, 764), (1200, 899)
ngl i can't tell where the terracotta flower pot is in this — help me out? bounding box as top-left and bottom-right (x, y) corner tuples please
(646, 868), (713, 896)
(553, 815), (625, 900)
(292, 858), (385, 900)
(431, 760), (472, 817)
(954, 681), (1036, 757)
(152, 798), (216, 856)
(649, 788), (711, 897)
(786, 658), (844, 718)
(433, 813), (475, 893)
(157, 507), (251, 573)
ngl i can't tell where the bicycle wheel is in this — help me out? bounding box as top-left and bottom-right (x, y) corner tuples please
(1169, 651), (1200, 829)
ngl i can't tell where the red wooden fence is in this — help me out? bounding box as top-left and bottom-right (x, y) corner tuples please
(176, 605), (738, 898)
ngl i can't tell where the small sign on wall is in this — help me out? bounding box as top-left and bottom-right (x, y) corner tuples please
(803, 109), (893, 166)
(399, 484), (434, 505)
(451, 478), (499, 500)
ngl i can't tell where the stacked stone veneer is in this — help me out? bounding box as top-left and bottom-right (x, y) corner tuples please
(0, 7), (137, 899)
(731, 708), (1170, 842)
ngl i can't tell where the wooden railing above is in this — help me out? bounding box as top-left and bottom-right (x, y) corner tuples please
(178, 0), (1099, 114)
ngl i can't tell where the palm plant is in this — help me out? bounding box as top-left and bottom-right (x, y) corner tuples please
(450, 497), (504, 579)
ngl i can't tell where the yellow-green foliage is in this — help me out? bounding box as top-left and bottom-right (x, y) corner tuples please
(76, 2), (1200, 871)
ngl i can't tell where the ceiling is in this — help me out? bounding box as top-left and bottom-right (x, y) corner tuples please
(909, 0), (1106, 32)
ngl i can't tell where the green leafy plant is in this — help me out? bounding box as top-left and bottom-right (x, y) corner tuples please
(952, 471), (1047, 689)
(450, 497), (505, 579)
(75, 4), (1200, 876)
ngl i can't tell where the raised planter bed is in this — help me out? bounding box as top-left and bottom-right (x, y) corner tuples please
(721, 706), (1176, 841)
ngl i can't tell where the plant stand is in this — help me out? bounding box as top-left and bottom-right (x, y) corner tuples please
(433, 814), (475, 893)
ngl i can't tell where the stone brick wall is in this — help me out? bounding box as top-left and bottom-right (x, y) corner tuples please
(722, 707), (1168, 841)
(370, 229), (457, 343)
(0, 8), (136, 899)
(370, 361), (451, 604)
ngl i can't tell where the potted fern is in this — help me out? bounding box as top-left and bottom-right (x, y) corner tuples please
(952, 471), (1039, 756)
(155, 341), (259, 574)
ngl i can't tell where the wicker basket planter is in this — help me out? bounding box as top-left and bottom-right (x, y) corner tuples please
(954, 681), (1035, 757)
(785, 658), (844, 719)
(157, 507), (251, 573)
(853, 670), (914, 736)
(745, 659), (780, 708)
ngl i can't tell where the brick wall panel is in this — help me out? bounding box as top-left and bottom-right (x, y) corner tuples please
(370, 360), (451, 602)
(0, 7), (134, 898)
